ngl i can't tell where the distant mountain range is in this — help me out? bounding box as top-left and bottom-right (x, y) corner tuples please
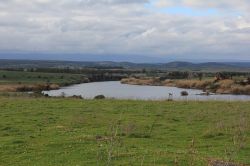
(0, 59), (250, 72)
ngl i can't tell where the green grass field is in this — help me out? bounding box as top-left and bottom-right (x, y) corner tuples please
(0, 70), (87, 85)
(0, 97), (249, 165)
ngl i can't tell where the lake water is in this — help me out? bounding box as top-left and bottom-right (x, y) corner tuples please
(43, 81), (250, 101)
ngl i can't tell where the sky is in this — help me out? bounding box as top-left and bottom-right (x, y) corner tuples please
(0, 0), (250, 62)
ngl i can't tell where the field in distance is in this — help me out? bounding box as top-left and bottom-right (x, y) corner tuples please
(0, 97), (249, 165)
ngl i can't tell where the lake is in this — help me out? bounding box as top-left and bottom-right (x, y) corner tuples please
(43, 81), (250, 101)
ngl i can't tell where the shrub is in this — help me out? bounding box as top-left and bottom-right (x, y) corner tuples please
(94, 95), (105, 99)
(16, 85), (33, 92)
(181, 91), (189, 96)
(208, 83), (220, 92)
(71, 95), (83, 99)
(49, 84), (60, 90)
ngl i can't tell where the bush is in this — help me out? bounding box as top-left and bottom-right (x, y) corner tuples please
(94, 95), (105, 99)
(44, 94), (49, 97)
(71, 95), (83, 99)
(208, 83), (220, 92)
(181, 91), (189, 96)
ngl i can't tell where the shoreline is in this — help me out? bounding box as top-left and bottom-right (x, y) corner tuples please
(1, 95), (250, 102)
(120, 77), (250, 96)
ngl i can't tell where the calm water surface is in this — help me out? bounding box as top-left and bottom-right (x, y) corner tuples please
(43, 81), (250, 101)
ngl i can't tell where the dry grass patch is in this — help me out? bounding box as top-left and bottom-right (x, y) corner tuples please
(230, 85), (250, 95)
(121, 77), (162, 86)
(173, 79), (213, 89)
(121, 77), (250, 95)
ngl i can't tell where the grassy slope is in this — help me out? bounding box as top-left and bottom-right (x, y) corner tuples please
(0, 98), (250, 165)
(0, 70), (86, 85)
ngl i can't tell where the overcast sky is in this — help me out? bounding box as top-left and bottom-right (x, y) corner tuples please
(0, 0), (250, 61)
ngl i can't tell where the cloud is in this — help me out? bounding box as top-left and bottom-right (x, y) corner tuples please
(0, 0), (249, 60)
(154, 0), (250, 12)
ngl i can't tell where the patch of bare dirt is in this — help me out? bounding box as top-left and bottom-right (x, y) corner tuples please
(208, 159), (247, 166)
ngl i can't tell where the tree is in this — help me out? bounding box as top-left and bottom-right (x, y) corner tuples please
(198, 73), (203, 81)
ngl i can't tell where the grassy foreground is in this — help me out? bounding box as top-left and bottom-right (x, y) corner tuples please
(0, 97), (249, 165)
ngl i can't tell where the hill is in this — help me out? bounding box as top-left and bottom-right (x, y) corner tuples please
(0, 59), (250, 72)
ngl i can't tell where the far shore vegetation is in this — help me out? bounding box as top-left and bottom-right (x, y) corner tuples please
(121, 74), (250, 95)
